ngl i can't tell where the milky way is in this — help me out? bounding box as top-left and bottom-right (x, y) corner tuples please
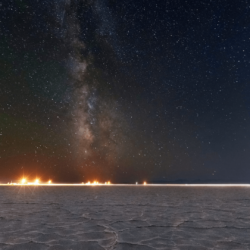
(53, 0), (129, 177)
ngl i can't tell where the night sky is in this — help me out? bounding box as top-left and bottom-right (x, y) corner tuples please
(1, 0), (250, 183)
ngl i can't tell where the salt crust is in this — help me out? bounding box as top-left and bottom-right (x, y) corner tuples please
(0, 186), (250, 249)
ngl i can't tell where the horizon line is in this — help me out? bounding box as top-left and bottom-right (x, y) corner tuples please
(1, 183), (250, 187)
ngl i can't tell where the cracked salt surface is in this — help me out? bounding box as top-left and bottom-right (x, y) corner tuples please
(0, 187), (250, 249)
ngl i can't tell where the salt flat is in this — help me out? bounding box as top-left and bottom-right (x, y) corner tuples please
(0, 186), (250, 250)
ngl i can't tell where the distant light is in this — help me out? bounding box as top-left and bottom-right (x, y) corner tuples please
(143, 181), (147, 185)
(21, 178), (26, 184)
(35, 179), (39, 184)
(48, 180), (52, 184)
(107, 181), (111, 185)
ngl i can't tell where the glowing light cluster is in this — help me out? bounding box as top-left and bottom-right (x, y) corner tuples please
(82, 181), (111, 185)
(17, 178), (52, 185)
(5, 178), (113, 186)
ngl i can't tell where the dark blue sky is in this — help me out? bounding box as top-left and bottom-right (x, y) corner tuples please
(0, 0), (250, 183)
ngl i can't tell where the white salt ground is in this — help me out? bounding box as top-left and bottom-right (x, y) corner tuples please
(0, 186), (250, 250)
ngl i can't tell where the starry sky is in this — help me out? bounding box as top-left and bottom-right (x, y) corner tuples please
(1, 0), (250, 183)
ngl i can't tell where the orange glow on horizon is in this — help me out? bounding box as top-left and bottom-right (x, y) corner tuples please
(15, 175), (113, 186)
(3, 179), (250, 186)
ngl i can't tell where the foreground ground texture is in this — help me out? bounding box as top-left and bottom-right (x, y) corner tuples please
(0, 186), (250, 250)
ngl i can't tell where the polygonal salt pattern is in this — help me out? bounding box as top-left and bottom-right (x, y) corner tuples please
(0, 186), (250, 249)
